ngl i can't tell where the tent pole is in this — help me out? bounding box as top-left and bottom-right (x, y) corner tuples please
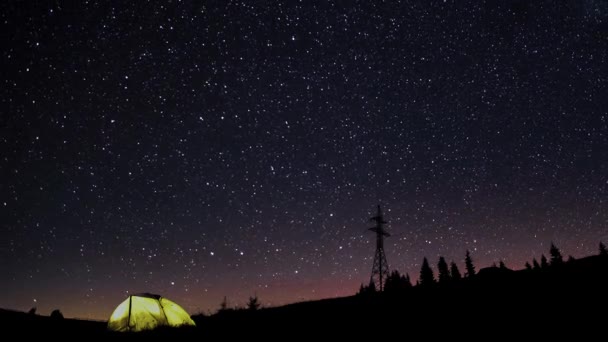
(127, 295), (132, 331)
(158, 296), (168, 324)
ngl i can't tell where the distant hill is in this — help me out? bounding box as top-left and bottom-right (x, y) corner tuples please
(0, 308), (106, 337)
(3, 254), (607, 338)
(194, 254), (608, 338)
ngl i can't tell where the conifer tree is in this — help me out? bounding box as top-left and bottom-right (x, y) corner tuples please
(364, 279), (377, 294)
(465, 250), (476, 277)
(384, 270), (412, 293)
(540, 254), (549, 268)
(549, 243), (563, 266)
(247, 295), (261, 311)
(567, 255), (575, 263)
(419, 257), (435, 287)
(404, 273), (412, 287)
(450, 261), (462, 281)
(437, 256), (451, 283)
(219, 296), (229, 312)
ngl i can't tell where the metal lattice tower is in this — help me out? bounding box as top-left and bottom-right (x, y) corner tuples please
(369, 205), (390, 291)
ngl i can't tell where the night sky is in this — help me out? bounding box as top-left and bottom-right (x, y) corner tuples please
(2, 1), (607, 320)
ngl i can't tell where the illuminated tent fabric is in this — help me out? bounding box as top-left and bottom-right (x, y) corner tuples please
(108, 293), (196, 332)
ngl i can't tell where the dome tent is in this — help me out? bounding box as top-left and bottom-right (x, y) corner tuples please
(108, 293), (196, 332)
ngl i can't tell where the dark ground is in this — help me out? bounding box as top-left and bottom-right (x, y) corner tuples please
(2, 254), (607, 339)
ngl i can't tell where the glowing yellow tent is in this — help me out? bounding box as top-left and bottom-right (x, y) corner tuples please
(108, 293), (196, 332)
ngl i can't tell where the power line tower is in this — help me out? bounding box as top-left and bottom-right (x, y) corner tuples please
(368, 205), (390, 291)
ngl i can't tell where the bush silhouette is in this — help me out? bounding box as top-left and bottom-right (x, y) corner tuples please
(50, 309), (64, 319)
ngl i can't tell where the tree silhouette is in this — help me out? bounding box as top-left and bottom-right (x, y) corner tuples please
(367, 279), (377, 292)
(437, 257), (451, 283)
(419, 257), (435, 287)
(400, 271), (411, 288)
(219, 296), (229, 312)
(549, 243), (563, 266)
(532, 258), (541, 270)
(450, 261), (462, 281)
(499, 260), (507, 269)
(465, 250), (475, 277)
(540, 254), (549, 269)
(358, 280), (377, 295)
(525, 262), (532, 271)
(600, 242), (607, 256)
(567, 255), (576, 263)
(385, 270), (412, 293)
(404, 273), (412, 287)
(50, 309), (64, 319)
(28, 307), (36, 315)
(247, 295), (261, 311)
(385, 271), (397, 292)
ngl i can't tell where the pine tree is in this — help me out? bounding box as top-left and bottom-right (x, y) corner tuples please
(600, 242), (607, 256)
(525, 262), (532, 271)
(465, 250), (476, 277)
(450, 261), (462, 281)
(219, 296), (229, 312)
(437, 256), (451, 283)
(549, 243), (563, 266)
(368, 279), (377, 292)
(384, 272), (395, 292)
(419, 257), (435, 287)
(358, 281), (377, 295)
(499, 260), (507, 269)
(384, 270), (398, 293)
(567, 255), (575, 263)
(532, 258), (540, 270)
(540, 254), (549, 268)
(247, 294), (261, 311)
(385, 270), (412, 293)
(404, 273), (412, 287)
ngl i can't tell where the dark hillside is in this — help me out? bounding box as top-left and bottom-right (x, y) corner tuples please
(3, 254), (606, 339)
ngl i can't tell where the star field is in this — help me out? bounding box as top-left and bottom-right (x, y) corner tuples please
(1, 1), (607, 319)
